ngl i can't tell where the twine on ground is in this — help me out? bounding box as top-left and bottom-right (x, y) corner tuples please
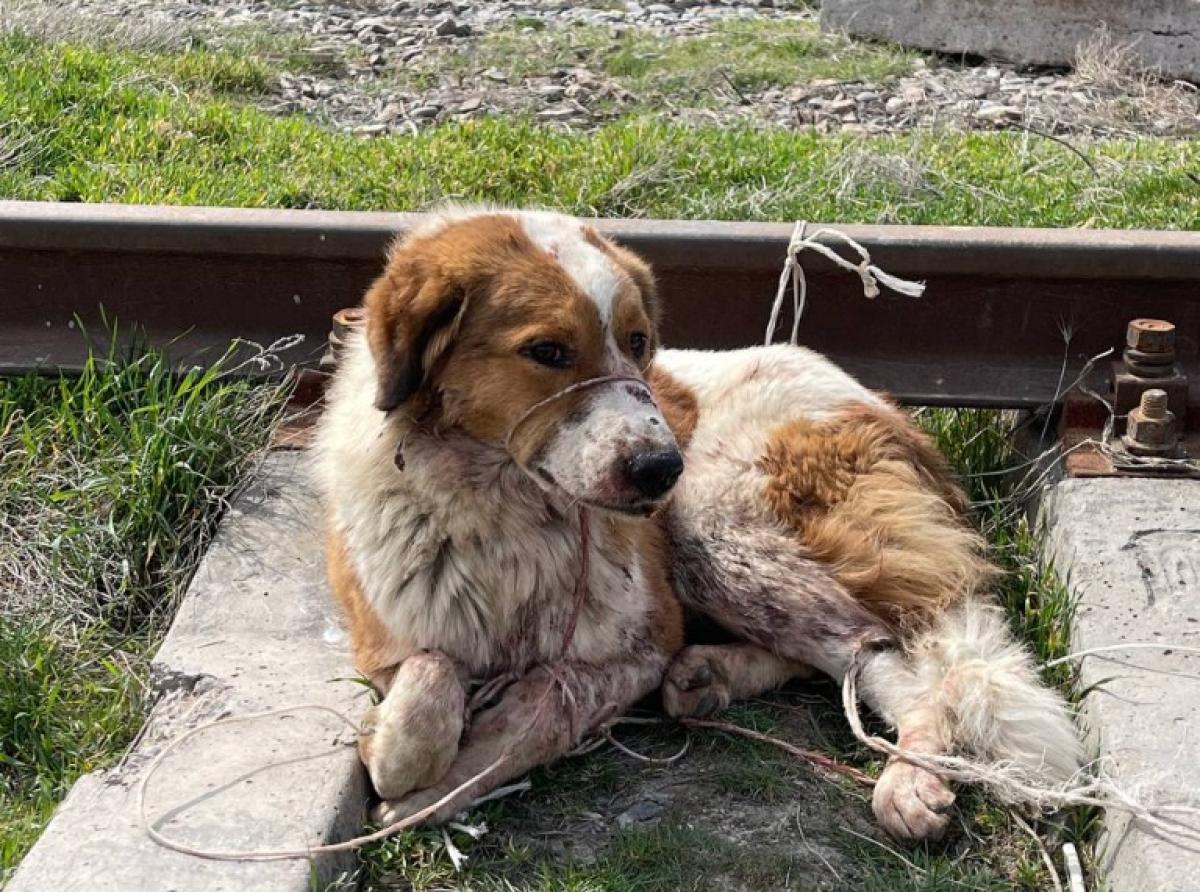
(764, 221), (927, 347)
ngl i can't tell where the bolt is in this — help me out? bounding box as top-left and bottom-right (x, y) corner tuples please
(1139, 388), (1168, 419)
(1123, 388), (1179, 456)
(322, 307), (367, 371)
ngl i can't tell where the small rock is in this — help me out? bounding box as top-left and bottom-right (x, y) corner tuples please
(974, 103), (1022, 122)
(410, 104), (441, 119)
(1035, 75), (1057, 87)
(377, 102), (404, 123)
(369, 52), (386, 67)
(647, 3), (673, 13)
(855, 90), (879, 103)
(884, 96), (905, 114)
(355, 17), (390, 34)
(536, 84), (567, 100)
(826, 97), (856, 114)
(902, 84), (925, 103)
(398, 47), (423, 63)
(352, 123), (389, 136)
(615, 800), (664, 829)
(537, 106), (578, 120)
(434, 16), (471, 37)
(454, 96), (483, 114)
(482, 68), (508, 83)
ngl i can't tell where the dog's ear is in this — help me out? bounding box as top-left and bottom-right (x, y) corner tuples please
(614, 244), (659, 327)
(364, 251), (469, 413)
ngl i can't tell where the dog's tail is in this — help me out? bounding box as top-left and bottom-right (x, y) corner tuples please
(905, 597), (1083, 783)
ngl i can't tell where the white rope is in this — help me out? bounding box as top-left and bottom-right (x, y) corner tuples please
(764, 221), (927, 346)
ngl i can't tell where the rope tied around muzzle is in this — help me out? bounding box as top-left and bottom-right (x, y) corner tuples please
(503, 373), (658, 472)
(765, 221), (927, 347)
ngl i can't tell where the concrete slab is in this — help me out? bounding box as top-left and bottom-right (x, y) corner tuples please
(821, 0), (1200, 83)
(1043, 477), (1200, 892)
(7, 450), (369, 892)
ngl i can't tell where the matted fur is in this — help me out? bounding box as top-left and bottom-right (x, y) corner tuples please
(757, 403), (996, 628)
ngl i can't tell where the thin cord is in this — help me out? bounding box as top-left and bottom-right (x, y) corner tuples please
(765, 221), (926, 346)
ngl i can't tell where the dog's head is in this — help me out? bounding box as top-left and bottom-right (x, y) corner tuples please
(364, 210), (682, 515)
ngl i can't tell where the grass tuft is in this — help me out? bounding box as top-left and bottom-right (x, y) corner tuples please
(0, 332), (286, 877)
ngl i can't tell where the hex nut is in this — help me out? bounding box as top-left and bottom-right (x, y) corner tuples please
(1125, 318), (1175, 354)
(1124, 403), (1179, 454)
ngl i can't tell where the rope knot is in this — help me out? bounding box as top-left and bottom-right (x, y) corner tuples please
(765, 221), (926, 346)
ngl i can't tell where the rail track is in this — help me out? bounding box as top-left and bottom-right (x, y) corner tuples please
(2, 201), (1196, 454)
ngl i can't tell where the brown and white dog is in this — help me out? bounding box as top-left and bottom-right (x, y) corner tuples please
(312, 208), (1081, 842)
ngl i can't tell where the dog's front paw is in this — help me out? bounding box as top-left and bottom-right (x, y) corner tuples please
(359, 652), (465, 800)
(872, 758), (955, 842)
(663, 646), (732, 719)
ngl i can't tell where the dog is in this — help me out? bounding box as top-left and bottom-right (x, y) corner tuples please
(312, 207), (1081, 842)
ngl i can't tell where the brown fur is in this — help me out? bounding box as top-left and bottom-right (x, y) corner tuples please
(325, 527), (410, 691)
(647, 364), (700, 449)
(757, 402), (995, 629)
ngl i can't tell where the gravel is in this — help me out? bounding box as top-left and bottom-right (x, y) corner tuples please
(18, 0), (1200, 138)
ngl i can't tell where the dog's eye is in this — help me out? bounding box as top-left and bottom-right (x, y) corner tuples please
(630, 332), (648, 360)
(521, 341), (572, 369)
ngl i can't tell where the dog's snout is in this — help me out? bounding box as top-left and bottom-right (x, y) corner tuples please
(626, 449), (684, 499)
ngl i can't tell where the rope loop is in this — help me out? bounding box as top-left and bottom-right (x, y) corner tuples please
(764, 221), (927, 346)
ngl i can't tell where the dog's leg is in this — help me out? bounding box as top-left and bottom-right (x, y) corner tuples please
(359, 650), (467, 801)
(670, 519), (956, 841)
(663, 642), (812, 719)
(373, 653), (667, 826)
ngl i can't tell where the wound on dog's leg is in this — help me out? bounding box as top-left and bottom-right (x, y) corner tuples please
(359, 650), (466, 801)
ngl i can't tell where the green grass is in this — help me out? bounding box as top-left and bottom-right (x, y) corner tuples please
(445, 18), (911, 93)
(1, 34), (1197, 227)
(605, 19), (915, 91)
(0, 338), (285, 879)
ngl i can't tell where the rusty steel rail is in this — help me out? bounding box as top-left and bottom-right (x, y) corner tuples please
(1, 200), (1198, 411)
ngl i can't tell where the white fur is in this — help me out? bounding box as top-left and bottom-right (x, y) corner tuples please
(657, 344), (884, 524)
(311, 335), (654, 678)
(905, 598), (1084, 782)
(519, 212), (622, 324)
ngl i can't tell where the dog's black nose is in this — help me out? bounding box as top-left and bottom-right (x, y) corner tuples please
(627, 449), (684, 499)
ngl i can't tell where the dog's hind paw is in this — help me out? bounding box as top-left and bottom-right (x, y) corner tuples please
(872, 759), (955, 842)
(662, 646), (732, 719)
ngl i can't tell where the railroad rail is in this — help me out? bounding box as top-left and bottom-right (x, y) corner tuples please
(1, 201), (1197, 423)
